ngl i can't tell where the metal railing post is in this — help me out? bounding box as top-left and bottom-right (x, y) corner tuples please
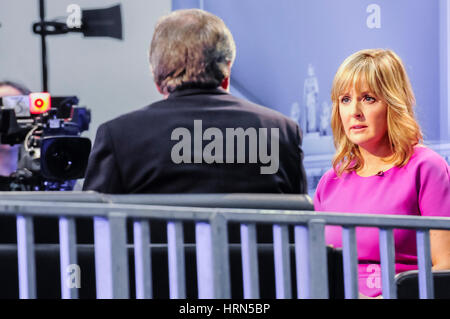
(195, 214), (230, 298)
(94, 212), (129, 299)
(294, 219), (328, 299)
(133, 219), (152, 299)
(342, 226), (359, 299)
(167, 221), (186, 299)
(240, 223), (260, 299)
(273, 224), (291, 298)
(416, 229), (434, 299)
(379, 228), (397, 299)
(16, 215), (37, 299)
(59, 217), (79, 299)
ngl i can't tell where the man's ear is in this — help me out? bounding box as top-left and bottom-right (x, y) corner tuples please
(155, 83), (169, 99)
(151, 65), (169, 98)
(220, 77), (230, 91)
(220, 61), (232, 91)
(155, 83), (164, 94)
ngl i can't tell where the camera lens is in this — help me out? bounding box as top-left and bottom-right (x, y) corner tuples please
(40, 136), (91, 180)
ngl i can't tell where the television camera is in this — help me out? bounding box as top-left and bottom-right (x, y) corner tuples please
(0, 93), (91, 191)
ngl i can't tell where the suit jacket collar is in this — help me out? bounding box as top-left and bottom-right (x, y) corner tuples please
(168, 87), (229, 99)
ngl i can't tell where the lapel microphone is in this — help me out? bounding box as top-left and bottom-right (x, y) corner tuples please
(376, 171), (384, 176)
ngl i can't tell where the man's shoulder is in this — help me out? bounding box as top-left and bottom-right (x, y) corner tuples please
(170, 87), (294, 121)
(230, 94), (292, 118)
(102, 92), (298, 133)
(102, 100), (165, 129)
(223, 94), (299, 129)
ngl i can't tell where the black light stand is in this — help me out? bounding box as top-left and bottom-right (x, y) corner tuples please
(33, 0), (123, 92)
(39, 0), (48, 92)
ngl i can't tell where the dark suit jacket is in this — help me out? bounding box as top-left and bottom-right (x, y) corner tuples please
(83, 87), (307, 194)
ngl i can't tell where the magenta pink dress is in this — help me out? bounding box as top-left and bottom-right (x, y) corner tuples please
(313, 147), (450, 297)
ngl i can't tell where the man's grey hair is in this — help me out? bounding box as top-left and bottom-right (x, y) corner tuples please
(149, 9), (236, 94)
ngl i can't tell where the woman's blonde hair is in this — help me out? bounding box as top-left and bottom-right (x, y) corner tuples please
(330, 49), (423, 176)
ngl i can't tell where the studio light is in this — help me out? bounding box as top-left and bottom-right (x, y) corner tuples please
(32, 1), (123, 91)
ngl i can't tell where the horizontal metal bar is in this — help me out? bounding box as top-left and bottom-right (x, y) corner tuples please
(0, 191), (105, 202)
(0, 200), (215, 221)
(0, 192), (313, 211)
(0, 200), (449, 231)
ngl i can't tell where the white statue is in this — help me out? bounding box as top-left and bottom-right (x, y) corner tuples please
(320, 101), (331, 136)
(303, 64), (319, 133)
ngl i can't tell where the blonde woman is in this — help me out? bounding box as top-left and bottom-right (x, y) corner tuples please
(314, 49), (450, 298)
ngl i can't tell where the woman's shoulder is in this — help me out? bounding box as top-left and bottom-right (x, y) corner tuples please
(405, 146), (450, 186)
(314, 167), (352, 209)
(409, 146), (450, 217)
(410, 145), (449, 169)
(318, 167), (338, 183)
(315, 167), (346, 192)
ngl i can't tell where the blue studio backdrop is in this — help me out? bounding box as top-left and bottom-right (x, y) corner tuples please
(173, 0), (450, 195)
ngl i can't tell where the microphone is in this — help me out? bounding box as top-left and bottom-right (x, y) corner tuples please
(376, 171), (384, 176)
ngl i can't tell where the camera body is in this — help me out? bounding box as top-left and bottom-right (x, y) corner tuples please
(0, 93), (91, 191)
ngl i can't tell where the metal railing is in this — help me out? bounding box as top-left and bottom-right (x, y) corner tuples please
(0, 191), (449, 299)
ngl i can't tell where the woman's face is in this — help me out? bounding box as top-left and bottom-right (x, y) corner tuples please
(338, 83), (389, 151)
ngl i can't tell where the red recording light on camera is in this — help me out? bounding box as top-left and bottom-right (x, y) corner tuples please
(29, 92), (51, 114)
